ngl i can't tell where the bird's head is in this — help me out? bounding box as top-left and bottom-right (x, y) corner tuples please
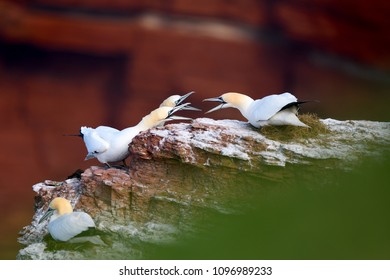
(39, 197), (73, 223)
(160, 95), (181, 108)
(159, 91), (195, 108)
(203, 92), (252, 114)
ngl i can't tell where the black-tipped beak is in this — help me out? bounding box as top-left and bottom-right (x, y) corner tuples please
(166, 115), (193, 121)
(39, 208), (54, 224)
(182, 104), (202, 111)
(176, 91), (195, 106)
(202, 97), (226, 114)
(168, 103), (188, 116)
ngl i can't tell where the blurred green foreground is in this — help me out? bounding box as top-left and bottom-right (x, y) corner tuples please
(148, 153), (390, 260)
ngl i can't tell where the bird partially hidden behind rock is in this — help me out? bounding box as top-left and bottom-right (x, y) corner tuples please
(203, 92), (312, 128)
(39, 197), (105, 246)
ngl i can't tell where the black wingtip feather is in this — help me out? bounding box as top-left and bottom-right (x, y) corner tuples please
(280, 100), (319, 111)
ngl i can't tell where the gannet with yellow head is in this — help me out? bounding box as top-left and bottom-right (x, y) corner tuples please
(80, 103), (192, 166)
(159, 91), (200, 111)
(157, 91), (200, 127)
(39, 197), (95, 242)
(203, 92), (309, 127)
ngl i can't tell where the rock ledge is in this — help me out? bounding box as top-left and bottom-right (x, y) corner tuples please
(17, 117), (390, 259)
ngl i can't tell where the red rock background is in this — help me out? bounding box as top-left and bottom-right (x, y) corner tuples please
(0, 0), (389, 259)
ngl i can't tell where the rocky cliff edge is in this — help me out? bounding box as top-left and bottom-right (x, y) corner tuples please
(17, 117), (390, 259)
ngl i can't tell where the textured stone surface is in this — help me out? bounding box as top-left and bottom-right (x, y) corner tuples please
(131, 118), (390, 168)
(17, 117), (390, 259)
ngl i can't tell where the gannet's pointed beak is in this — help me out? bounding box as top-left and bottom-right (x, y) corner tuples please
(203, 97), (226, 114)
(170, 103), (191, 114)
(39, 208), (54, 224)
(181, 102), (202, 111)
(84, 153), (95, 160)
(184, 105), (201, 111)
(176, 91), (195, 106)
(167, 115), (193, 121)
(204, 104), (226, 114)
(64, 128), (84, 138)
(203, 97), (223, 102)
(163, 103), (194, 122)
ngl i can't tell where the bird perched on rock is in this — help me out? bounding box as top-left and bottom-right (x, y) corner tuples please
(39, 197), (97, 242)
(203, 92), (310, 128)
(77, 103), (193, 166)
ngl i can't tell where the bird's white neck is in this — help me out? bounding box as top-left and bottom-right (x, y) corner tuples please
(118, 113), (161, 141)
(233, 95), (254, 120)
(136, 113), (163, 131)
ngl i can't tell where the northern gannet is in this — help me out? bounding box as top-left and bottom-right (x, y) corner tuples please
(203, 92), (309, 127)
(157, 91), (200, 127)
(159, 91), (195, 108)
(159, 90), (200, 111)
(79, 103), (192, 166)
(39, 197), (95, 242)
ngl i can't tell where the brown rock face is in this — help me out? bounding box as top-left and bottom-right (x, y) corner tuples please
(17, 117), (390, 259)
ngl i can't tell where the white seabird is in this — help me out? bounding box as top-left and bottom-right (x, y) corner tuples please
(79, 103), (192, 166)
(39, 197), (95, 242)
(203, 92), (309, 127)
